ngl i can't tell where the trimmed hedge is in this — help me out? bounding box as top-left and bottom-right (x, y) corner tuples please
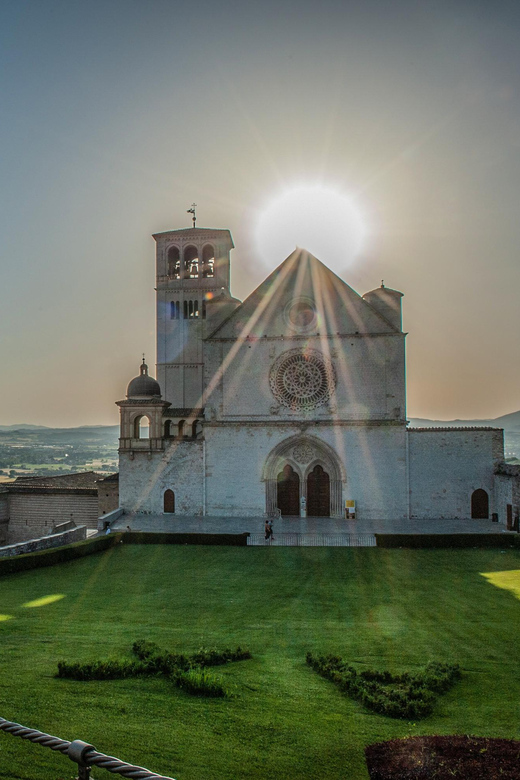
(0, 533), (122, 577)
(306, 653), (461, 719)
(122, 532), (250, 547)
(0, 530), (250, 578)
(375, 533), (520, 549)
(57, 639), (252, 698)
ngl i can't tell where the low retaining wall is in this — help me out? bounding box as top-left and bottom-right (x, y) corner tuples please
(98, 507), (124, 532)
(0, 525), (87, 558)
(375, 533), (520, 548)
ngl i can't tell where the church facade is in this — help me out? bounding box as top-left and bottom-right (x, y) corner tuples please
(116, 225), (507, 524)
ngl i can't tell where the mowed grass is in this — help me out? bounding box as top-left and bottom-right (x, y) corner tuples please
(0, 544), (519, 780)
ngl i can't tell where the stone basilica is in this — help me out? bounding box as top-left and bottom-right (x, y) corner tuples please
(116, 224), (509, 523)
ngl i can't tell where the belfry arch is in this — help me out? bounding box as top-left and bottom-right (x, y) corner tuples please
(263, 436), (344, 518)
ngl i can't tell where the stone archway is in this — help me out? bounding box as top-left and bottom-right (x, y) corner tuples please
(263, 435), (344, 518)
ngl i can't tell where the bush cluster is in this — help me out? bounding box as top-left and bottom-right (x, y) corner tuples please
(57, 639), (252, 698)
(306, 653), (461, 719)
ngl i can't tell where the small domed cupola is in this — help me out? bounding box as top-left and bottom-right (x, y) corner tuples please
(126, 358), (162, 399)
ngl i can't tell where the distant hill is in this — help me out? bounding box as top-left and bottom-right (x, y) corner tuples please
(408, 410), (520, 431)
(0, 424), (50, 431)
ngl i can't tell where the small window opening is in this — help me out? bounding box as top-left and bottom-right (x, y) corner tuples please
(202, 300), (207, 319)
(184, 300), (188, 319)
(178, 419), (185, 437)
(134, 415), (150, 439)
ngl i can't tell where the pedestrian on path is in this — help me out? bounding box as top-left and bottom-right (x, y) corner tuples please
(264, 518), (271, 542)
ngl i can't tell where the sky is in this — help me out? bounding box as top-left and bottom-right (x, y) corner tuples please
(1, 0), (519, 426)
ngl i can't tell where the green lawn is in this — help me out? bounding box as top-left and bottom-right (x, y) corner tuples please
(0, 545), (519, 780)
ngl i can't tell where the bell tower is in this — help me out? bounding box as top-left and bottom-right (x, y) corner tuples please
(153, 226), (235, 408)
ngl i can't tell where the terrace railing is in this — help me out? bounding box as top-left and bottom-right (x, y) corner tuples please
(0, 717), (176, 780)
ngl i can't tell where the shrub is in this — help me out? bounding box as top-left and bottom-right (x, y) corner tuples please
(306, 653), (461, 720)
(57, 639), (252, 697)
(171, 667), (228, 698)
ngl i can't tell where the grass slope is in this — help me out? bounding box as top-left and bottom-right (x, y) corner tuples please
(0, 545), (519, 780)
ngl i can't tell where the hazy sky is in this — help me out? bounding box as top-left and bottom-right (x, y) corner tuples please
(1, 0), (520, 426)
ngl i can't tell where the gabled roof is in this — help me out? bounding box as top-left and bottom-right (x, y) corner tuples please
(207, 248), (399, 340)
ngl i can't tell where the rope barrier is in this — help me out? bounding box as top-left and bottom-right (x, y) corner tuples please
(0, 717), (176, 780)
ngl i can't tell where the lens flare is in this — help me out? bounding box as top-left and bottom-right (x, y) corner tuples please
(256, 184), (368, 274)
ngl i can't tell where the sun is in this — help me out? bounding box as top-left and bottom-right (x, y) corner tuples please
(255, 184), (367, 275)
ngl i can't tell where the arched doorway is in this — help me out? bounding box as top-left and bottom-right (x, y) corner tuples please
(164, 489), (175, 514)
(277, 465), (300, 516)
(471, 489), (489, 519)
(307, 465), (330, 517)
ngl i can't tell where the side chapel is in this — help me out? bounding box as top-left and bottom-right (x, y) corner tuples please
(116, 225), (508, 523)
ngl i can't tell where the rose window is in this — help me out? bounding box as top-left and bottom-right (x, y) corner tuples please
(269, 349), (336, 410)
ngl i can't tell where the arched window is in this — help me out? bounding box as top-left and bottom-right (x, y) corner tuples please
(188, 300), (193, 318)
(184, 245), (199, 278)
(202, 299), (207, 319)
(202, 244), (215, 277)
(194, 300), (199, 318)
(471, 489), (489, 519)
(178, 419), (185, 437)
(192, 420), (199, 438)
(164, 420), (172, 438)
(170, 301), (180, 320)
(133, 415), (150, 439)
(175, 301), (180, 319)
(164, 489), (175, 514)
(167, 246), (181, 278)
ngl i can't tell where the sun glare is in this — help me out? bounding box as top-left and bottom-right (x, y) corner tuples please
(256, 185), (367, 274)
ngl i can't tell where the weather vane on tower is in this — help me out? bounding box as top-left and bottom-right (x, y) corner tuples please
(187, 203), (197, 228)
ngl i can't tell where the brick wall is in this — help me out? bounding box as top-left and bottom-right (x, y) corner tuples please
(7, 493), (99, 543)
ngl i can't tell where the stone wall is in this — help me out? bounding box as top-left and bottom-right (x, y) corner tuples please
(0, 490), (9, 545)
(204, 422), (408, 520)
(118, 440), (204, 516)
(7, 493), (99, 543)
(408, 428), (503, 521)
(0, 525), (87, 558)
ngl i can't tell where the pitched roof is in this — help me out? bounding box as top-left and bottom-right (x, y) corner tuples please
(206, 248), (399, 340)
(11, 471), (103, 488)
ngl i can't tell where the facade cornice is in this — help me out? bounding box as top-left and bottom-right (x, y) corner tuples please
(203, 419), (407, 428)
(207, 332), (407, 343)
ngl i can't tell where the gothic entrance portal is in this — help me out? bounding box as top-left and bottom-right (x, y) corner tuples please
(264, 436), (345, 519)
(277, 465), (300, 516)
(307, 465), (330, 517)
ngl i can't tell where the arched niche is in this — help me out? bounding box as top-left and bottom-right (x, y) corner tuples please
(184, 245), (199, 278)
(167, 245), (181, 278)
(202, 244), (215, 277)
(471, 489), (489, 519)
(164, 489), (175, 514)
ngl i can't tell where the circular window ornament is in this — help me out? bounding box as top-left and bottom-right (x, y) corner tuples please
(284, 298), (317, 332)
(269, 349), (336, 410)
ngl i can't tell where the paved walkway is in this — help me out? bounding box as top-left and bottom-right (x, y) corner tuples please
(110, 513), (511, 537)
